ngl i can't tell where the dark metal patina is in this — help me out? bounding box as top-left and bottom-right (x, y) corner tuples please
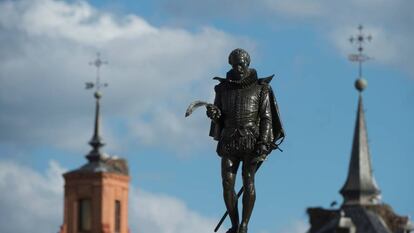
(207, 49), (285, 233)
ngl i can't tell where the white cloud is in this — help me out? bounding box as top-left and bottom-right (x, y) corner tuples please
(159, 0), (414, 76)
(0, 0), (250, 154)
(0, 159), (224, 233)
(330, 25), (400, 66)
(316, 1), (414, 76)
(262, 0), (324, 18)
(130, 188), (224, 233)
(1, 0), (157, 44)
(0, 160), (65, 233)
(318, 1), (413, 76)
(276, 220), (309, 233)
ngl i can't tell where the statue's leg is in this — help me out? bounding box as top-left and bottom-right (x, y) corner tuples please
(221, 156), (240, 232)
(239, 157), (258, 233)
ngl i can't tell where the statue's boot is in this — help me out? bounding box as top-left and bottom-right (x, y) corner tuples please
(226, 227), (237, 233)
(238, 224), (247, 233)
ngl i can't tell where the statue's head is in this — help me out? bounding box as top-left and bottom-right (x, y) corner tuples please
(228, 48), (250, 80)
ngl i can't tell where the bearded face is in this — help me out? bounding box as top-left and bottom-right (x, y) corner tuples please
(229, 54), (250, 80)
(228, 49), (251, 80)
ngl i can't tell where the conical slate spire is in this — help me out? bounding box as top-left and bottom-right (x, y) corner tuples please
(340, 79), (381, 206)
(86, 91), (106, 162)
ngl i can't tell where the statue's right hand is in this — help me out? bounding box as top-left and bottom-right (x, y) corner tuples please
(206, 105), (221, 120)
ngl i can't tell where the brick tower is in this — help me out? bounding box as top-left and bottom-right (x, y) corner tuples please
(60, 156), (130, 233)
(60, 54), (130, 233)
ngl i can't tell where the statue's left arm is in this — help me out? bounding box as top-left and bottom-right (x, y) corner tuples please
(256, 80), (285, 156)
(257, 84), (274, 154)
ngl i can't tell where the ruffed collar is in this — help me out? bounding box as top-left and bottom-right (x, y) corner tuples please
(225, 69), (258, 89)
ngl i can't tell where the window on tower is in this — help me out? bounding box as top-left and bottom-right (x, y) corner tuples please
(78, 199), (92, 232)
(115, 200), (121, 233)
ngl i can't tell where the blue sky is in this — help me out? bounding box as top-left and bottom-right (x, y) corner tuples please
(0, 1), (413, 233)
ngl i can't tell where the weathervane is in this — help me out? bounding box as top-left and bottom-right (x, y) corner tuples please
(348, 24), (373, 78)
(85, 52), (108, 163)
(86, 52), (109, 91)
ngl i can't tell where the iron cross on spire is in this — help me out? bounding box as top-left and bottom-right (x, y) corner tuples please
(86, 52), (109, 92)
(348, 24), (373, 78)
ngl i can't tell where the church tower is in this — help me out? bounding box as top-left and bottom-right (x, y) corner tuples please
(306, 79), (413, 233)
(60, 54), (130, 233)
(306, 26), (412, 233)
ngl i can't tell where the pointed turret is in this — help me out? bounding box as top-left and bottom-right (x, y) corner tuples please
(80, 53), (112, 172)
(60, 54), (130, 233)
(84, 52), (108, 164)
(306, 25), (412, 233)
(85, 91), (106, 162)
(340, 78), (381, 206)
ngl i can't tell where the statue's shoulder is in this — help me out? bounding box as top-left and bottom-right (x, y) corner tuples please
(212, 77), (226, 92)
(258, 75), (274, 85)
(213, 76), (226, 83)
(258, 75), (275, 95)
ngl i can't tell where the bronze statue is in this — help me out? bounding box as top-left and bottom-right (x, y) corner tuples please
(186, 48), (284, 233)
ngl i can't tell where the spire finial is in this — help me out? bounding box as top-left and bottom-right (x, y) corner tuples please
(355, 78), (367, 92)
(348, 24), (373, 78)
(85, 52), (109, 163)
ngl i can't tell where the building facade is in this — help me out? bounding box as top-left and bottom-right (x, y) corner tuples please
(60, 158), (130, 233)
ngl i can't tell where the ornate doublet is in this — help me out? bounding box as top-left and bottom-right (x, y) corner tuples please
(209, 69), (284, 158)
